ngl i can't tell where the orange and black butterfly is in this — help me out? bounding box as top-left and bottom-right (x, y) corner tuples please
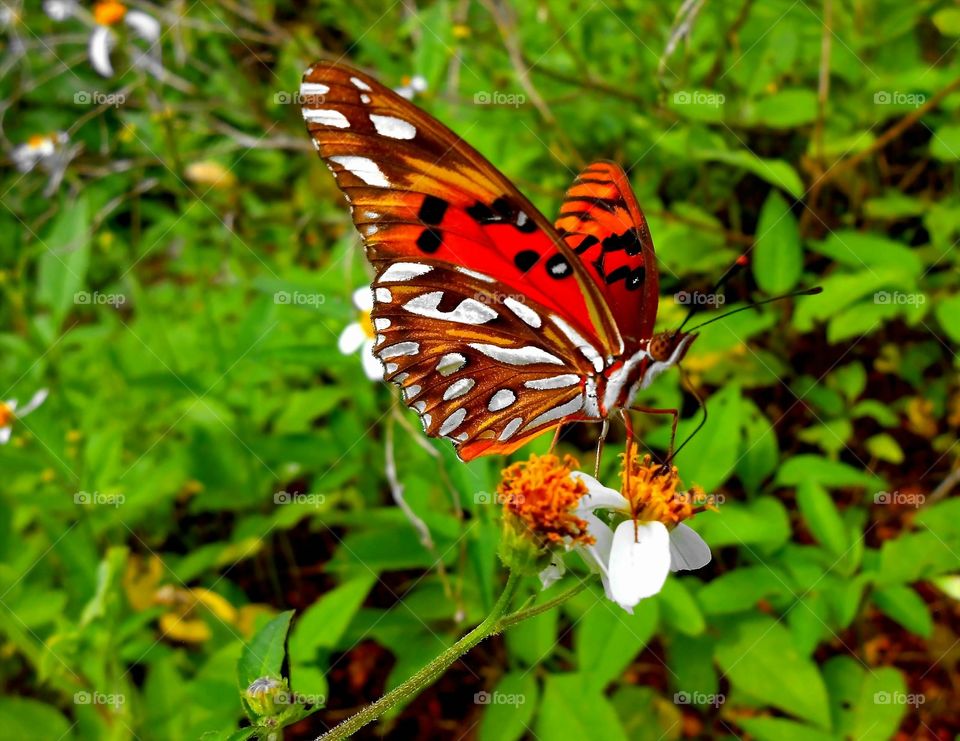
(300, 62), (698, 461)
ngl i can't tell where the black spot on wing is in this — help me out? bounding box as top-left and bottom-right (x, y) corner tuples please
(416, 228), (443, 253)
(418, 195), (448, 225)
(514, 250), (540, 272)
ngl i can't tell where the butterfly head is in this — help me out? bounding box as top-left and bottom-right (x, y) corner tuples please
(648, 329), (697, 366)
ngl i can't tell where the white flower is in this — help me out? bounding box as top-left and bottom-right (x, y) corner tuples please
(566, 469), (711, 613)
(43, 0), (78, 21)
(11, 132), (68, 173)
(0, 389), (48, 445)
(338, 287), (383, 380)
(87, 2), (161, 78)
(394, 74), (427, 101)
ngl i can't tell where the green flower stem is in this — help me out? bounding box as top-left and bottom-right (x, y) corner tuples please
(319, 571), (587, 740)
(499, 579), (589, 630)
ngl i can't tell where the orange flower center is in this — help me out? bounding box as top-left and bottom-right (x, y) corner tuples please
(621, 453), (705, 525)
(497, 454), (594, 546)
(27, 134), (48, 149)
(0, 403), (13, 428)
(94, 1), (127, 26)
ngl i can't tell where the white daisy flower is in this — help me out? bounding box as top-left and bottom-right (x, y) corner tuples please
(394, 74), (427, 101)
(338, 287), (383, 380)
(87, 1), (161, 78)
(43, 0), (78, 21)
(0, 389), (49, 445)
(10, 132), (76, 195)
(568, 461), (712, 613)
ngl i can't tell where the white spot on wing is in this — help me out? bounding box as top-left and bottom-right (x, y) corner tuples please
(499, 417), (524, 441)
(469, 343), (564, 366)
(550, 315), (604, 372)
(403, 291), (497, 325)
(360, 93), (372, 104)
(403, 384), (422, 400)
(375, 287), (392, 303)
(504, 297), (541, 328)
(370, 114), (416, 140)
(302, 109), (350, 128)
(350, 76), (372, 91)
(421, 413), (432, 430)
(525, 374), (581, 390)
(439, 408), (467, 436)
(379, 263), (432, 282)
(456, 267), (495, 283)
(374, 318), (391, 330)
(443, 378), (475, 400)
(329, 155), (390, 187)
(412, 401), (426, 413)
(300, 82), (330, 95)
(436, 353), (466, 376)
(380, 341), (419, 358)
(523, 395), (584, 431)
(488, 389), (516, 411)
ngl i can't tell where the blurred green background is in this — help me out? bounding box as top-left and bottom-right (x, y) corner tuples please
(2, 0), (960, 738)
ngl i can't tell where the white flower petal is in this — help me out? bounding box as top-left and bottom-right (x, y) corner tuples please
(89, 25), (115, 77)
(4, 399), (18, 413)
(0, 426), (10, 445)
(668, 523), (712, 572)
(44, 0), (77, 21)
(570, 472), (630, 514)
(125, 10), (161, 42)
(539, 554), (566, 590)
(360, 340), (384, 380)
(608, 520), (671, 608)
(17, 389), (48, 417)
(338, 323), (366, 355)
(578, 511), (614, 573)
(352, 286), (373, 311)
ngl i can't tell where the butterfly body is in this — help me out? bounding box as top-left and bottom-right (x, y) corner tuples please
(301, 62), (695, 461)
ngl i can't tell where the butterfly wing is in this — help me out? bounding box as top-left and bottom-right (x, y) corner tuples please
(554, 162), (660, 348)
(300, 62), (620, 459)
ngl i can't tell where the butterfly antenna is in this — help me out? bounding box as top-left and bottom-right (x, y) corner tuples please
(677, 254), (750, 333)
(666, 370), (707, 465)
(685, 286), (822, 333)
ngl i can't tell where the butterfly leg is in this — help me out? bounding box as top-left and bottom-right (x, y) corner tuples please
(594, 418), (610, 477)
(619, 409), (635, 492)
(548, 421), (566, 455)
(629, 405), (679, 477)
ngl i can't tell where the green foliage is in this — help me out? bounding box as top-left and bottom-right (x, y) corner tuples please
(2, 0), (957, 738)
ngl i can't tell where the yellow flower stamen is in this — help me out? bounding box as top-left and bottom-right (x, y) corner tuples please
(0, 402), (13, 428)
(620, 453), (706, 526)
(497, 454), (594, 546)
(93, 1), (127, 26)
(359, 310), (375, 340)
(27, 134), (48, 149)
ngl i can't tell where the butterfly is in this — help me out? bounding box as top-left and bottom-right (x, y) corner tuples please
(300, 62), (697, 462)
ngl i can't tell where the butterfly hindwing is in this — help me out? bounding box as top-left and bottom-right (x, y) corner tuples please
(555, 161), (660, 348)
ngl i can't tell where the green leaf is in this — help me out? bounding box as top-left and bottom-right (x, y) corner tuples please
(776, 455), (882, 490)
(505, 601), (559, 666)
(238, 610), (294, 690)
(536, 674), (628, 741)
(865, 433), (904, 464)
(715, 615), (831, 728)
(697, 566), (792, 615)
(693, 497), (791, 549)
(871, 585), (933, 637)
(810, 230), (923, 274)
(658, 579), (705, 636)
(796, 481), (848, 557)
(698, 149), (803, 198)
(753, 191), (802, 294)
(749, 88), (818, 128)
(0, 698), (71, 739)
(934, 293), (960, 342)
(823, 656), (908, 741)
(478, 672), (539, 741)
(931, 124), (960, 161)
(738, 717), (835, 741)
(575, 598), (658, 691)
(673, 384), (741, 491)
(36, 196), (91, 327)
(934, 7), (960, 35)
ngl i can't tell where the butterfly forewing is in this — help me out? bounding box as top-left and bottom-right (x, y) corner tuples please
(300, 62), (619, 459)
(555, 162), (660, 348)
